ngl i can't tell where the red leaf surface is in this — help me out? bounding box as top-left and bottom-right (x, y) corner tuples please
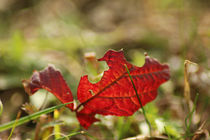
(22, 49), (170, 129)
(76, 50), (170, 129)
(22, 65), (74, 111)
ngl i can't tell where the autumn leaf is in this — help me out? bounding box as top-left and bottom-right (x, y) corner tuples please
(22, 65), (74, 111)
(22, 49), (170, 129)
(76, 50), (170, 129)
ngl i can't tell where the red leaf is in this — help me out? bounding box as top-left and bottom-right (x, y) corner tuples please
(22, 65), (74, 111)
(76, 50), (170, 129)
(22, 49), (170, 129)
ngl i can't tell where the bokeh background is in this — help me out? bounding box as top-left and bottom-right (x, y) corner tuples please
(0, 0), (209, 139)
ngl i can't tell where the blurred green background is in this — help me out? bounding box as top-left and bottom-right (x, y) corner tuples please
(0, 0), (209, 139)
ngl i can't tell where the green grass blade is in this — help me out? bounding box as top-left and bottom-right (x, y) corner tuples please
(124, 64), (152, 135)
(8, 111), (22, 140)
(56, 131), (83, 140)
(184, 93), (199, 136)
(0, 102), (73, 132)
(56, 131), (99, 140)
(164, 126), (172, 140)
(54, 109), (61, 139)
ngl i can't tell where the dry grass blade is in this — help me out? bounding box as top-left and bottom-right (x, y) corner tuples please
(8, 110), (22, 140)
(184, 60), (198, 110)
(122, 135), (168, 140)
(192, 121), (209, 140)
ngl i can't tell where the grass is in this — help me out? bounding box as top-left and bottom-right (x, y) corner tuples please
(184, 93), (199, 138)
(0, 58), (206, 140)
(0, 61), (205, 140)
(0, 102), (73, 132)
(124, 64), (152, 136)
(55, 131), (99, 140)
(0, 0), (209, 138)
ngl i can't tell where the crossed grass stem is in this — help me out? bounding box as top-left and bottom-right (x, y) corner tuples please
(124, 64), (152, 136)
(0, 101), (74, 132)
(1, 64), (159, 138)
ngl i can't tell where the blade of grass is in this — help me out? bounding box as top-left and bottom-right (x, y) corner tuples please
(184, 60), (198, 109)
(56, 131), (83, 140)
(8, 110), (22, 140)
(85, 132), (99, 140)
(164, 126), (172, 140)
(56, 131), (99, 140)
(56, 131), (98, 140)
(0, 101), (73, 132)
(185, 93), (199, 137)
(117, 116), (133, 139)
(34, 119), (42, 140)
(124, 64), (152, 136)
(0, 99), (3, 117)
(54, 109), (61, 139)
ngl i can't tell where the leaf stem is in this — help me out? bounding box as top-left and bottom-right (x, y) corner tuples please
(0, 101), (73, 132)
(124, 64), (152, 136)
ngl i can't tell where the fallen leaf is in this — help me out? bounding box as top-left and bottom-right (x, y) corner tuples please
(22, 50), (170, 129)
(22, 65), (74, 111)
(76, 50), (170, 129)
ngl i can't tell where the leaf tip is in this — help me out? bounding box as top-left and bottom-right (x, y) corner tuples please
(22, 79), (33, 95)
(76, 112), (100, 129)
(97, 49), (124, 62)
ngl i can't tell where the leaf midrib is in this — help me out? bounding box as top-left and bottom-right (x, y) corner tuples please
(76, 65), (167, 111)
